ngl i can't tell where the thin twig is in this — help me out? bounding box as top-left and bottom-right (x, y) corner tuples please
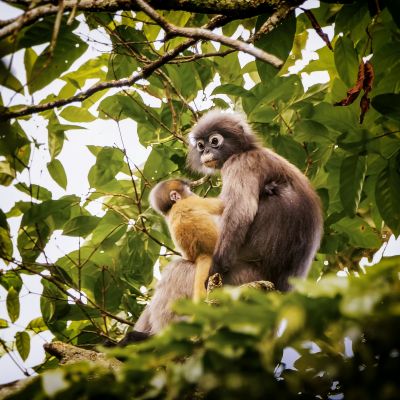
(48, 0), (65, 56)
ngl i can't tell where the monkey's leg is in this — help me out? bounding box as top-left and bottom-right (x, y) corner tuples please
(194, 255), (212, 302)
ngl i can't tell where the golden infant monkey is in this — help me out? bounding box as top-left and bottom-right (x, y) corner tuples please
(150, 179), (223, 302)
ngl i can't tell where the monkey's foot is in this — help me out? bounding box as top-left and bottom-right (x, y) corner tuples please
(240, 280), (275, 291)
(205, 273), (223, 304)
(207, 273), (223, 292)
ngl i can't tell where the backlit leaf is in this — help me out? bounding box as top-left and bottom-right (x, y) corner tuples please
(7, 287), (20, 323)
(62, 216), (101, 237)
(15, 331), (30, 361)
(47, 159), (68, 190)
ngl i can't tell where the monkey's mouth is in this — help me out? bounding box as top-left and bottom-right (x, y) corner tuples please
(201, 154), (219, 169)
(203, 159), (218, 168)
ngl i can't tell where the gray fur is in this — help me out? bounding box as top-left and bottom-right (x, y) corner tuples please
(188, 110), (323, 291)
(134, 258), (195, 334)
(128, 110), (322, 340)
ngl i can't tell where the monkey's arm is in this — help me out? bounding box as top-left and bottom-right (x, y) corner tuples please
(186, 196), (224, 215)
(210, 159), (260, 277)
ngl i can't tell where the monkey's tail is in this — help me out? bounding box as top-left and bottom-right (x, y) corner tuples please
(193, 254), (212, 302)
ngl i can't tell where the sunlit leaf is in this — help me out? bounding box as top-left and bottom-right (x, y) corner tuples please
(60, 106), (96, 123)
(26, 317), (48, 333)
(0, 319), (8, 329)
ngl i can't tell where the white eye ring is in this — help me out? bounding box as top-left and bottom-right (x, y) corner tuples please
(196, 139), (205, 151)
(209, 133), (224, 148)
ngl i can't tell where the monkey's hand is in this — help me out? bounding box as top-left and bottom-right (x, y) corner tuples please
(206, 257), (229, 288)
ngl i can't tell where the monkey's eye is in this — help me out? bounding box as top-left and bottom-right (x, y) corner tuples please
(197, 140), (205, 151)
(209, 133), (224, 148)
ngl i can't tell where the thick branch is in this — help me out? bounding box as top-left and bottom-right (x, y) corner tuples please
(0, 0), (304, 40)
(44, 341), (122, 369)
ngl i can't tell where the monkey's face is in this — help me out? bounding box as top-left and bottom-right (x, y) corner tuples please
(192, 132), (226, 170)
(188, 130), (250, 173)
(187, 110), (258, 174)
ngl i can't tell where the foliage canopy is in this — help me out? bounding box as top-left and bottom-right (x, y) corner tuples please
(0, 0), (399, 398)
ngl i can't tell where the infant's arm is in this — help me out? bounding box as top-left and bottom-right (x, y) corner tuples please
(194, 196), (224, 215)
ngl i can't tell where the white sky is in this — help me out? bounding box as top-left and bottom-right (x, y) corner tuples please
(0, 0), (399, 385)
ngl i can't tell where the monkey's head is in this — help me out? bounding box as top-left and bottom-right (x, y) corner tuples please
(149, 179), (192, 215)
(187, 110), (259, 173)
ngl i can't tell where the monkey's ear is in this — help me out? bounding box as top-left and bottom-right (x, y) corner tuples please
(170, 190), (181, 202)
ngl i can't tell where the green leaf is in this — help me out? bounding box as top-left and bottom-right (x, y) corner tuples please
(7, 287), (20, 323)
(27, 19), (88, 93)
(255, 11), (296, 81)
(88, 147), (125, 188)
(0, 160), (16, 186)
(15, 331), (30, 361)
(340, 155), (367, 216)
(0, 226), (13, 260)
(106, 53), (138, 80)
(0, 16), (62, 57)
(62, 54), (108, 85)
(333, 216), (380, 248)
(15, 183), (52, 201)
(371, 93), (400, 121)
(26, 317), (47, 333)
(47, 159), (68, 190)
(294, 120), (333, 143)
(164, 63), (198, 99)
(334, 36), (359, 87)
(0, 272), (22, 292)
(98, 93), (148, 122)
(272, 136), (307, 170)
(62, 215), (101, 237)
(0, 60), (23, 92)
(48, 130), (65, 160)
(24, 48), (37, 80)
(47, 113), (82, 160)
(0, 319), (8, 329)
(334, 2), (370, 43)
(60, 106), (96, 123)
(212, 84), (252, 98)
(375, 158), (400, 235)
(386, 0), (400, 28)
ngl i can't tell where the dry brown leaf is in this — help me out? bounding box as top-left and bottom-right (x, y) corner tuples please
(334, 62), (365, 106)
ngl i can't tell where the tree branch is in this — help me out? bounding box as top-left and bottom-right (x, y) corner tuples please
(0, 0), (304, 40)
(0, 15), (230, 121)
(135, 0), (283, 68)
(43, 341), (122, 369)
(0, 0), (299, 122)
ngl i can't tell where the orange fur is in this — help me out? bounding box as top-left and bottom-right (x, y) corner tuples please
(168, 194), (223, 301)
